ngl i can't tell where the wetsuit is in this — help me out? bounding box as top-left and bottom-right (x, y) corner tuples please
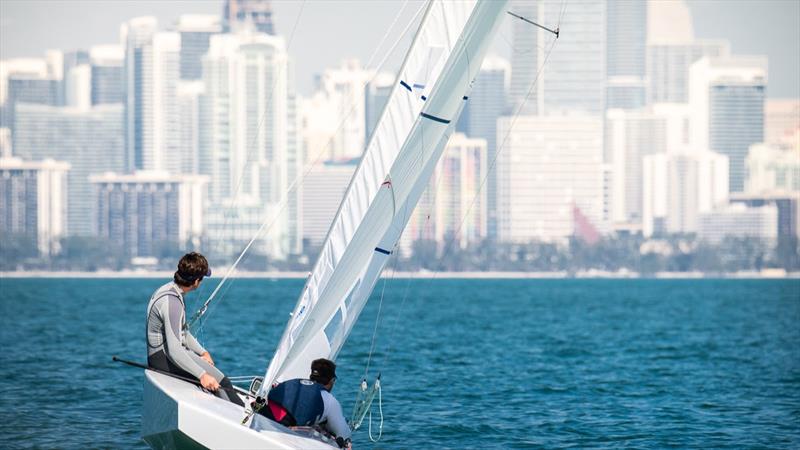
(146, 281), (243, 406)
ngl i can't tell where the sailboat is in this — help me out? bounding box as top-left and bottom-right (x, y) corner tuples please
(142, 0), (510, 448)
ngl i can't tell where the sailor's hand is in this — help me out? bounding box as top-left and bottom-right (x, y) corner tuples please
(200, 373), (220, 391)
(200, 351), (215, 366)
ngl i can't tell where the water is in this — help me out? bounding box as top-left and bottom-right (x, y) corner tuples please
(1, 278), (798, 449)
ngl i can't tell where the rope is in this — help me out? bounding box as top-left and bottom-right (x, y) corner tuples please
(367, 383), (383, 442)
(363, 246), (395, 380)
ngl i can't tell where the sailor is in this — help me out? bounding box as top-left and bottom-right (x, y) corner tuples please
(262, 358), (352, 448)
(145, 252), (244, 407)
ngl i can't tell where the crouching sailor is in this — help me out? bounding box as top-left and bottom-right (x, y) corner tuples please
(259, 358), (352, 448)
(145, 252), (244, 407)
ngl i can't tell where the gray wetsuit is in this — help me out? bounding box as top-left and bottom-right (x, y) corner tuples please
(320, 390), (352, 440)
(146, 281), (242, 405)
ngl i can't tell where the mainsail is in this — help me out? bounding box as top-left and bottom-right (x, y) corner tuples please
(261, 0), (510, 389)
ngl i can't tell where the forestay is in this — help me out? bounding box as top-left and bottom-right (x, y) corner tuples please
(260, 0), (510, 390)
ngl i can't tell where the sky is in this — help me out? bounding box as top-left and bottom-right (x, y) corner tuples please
(0, 0), (798, 97)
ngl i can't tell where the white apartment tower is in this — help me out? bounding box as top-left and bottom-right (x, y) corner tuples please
(201, 31), (289, 258)
(689, 56), (767, 193)
(307, 59), (374, 160)
(122, 18), (182, 174)
(642, 149), (729, 236)
(0, 157), (70, 256)
(90, 171), (208, 257)
(606, 0), (647, 109)
(497, 114), (605, 243)
(300, 161), (356, 248)
(545, 0), (606, 114)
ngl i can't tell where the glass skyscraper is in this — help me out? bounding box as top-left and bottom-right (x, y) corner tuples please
(606, 0), (647, 109)
(178, 15), (221, 80)
(90, 45), (124, 105)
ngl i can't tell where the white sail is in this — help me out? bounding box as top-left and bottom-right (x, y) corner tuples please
(261, 0), (510, 389)
(328, 100), (468, 360)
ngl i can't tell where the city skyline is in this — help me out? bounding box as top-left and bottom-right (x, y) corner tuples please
(1, 0), (799, 98)
(1, 0), (798, 273)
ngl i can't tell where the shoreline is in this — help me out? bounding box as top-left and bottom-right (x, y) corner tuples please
(2, 270), (798, 279)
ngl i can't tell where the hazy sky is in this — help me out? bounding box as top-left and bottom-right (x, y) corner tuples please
(1, 0), (798, 97)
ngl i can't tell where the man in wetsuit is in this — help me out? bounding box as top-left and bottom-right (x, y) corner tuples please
(145, 252), (244, 406)
(262, 359), (352, 448)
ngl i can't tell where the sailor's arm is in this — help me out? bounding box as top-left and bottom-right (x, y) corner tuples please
(321, 391), (352, 442)
(183, 330), (209, 357)
(161, 296), (212, 380)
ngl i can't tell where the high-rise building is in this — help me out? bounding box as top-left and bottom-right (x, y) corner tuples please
(90, 171), (208, 258)
(0, 157), (69, 256)
(123, 18), (182, 173)
(308, 59), (374, 160)
(642, 149), (729, 236)
(90, 45), (124, 105)
(543, 0), (606, 115)
(745, 143), (800, 194)
(698, 203), (778, 244)
(456, 56), (509, 240)
(690, 56), (767, 193)
(509, 0), (539, 115)
(300, 160), (356, 248)
(431, 133), (488, 248)
(12, 103), (125, 236)
(64, 64), (91, 110)
(1, 59), (48, 105)
(224, 0), (275, 35)
(61, 50), (90, 106)
(730, 192), (799, 241)
(61, 51), (90, 81)
(178, 15), (222, 80)
(496, 114), (605, 243)
(645, 0), (731, 104)
(123, 17), (157, 172)
(4, 73), (60, 133)
(764, 99), (800, 145)
(647, 40), (730, 104)
(605, 108), (667, 225)
(606, 0), (647, 109)
(201, 31), (289, 258)
(177, 80), (204, 175)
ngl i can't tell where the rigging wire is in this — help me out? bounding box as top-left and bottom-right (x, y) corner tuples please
(192, 0), (308, 334)
(192, 0), (425, 329)
(376, 4), (565, 371)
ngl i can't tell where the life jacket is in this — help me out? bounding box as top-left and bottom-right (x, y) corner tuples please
(264, 379), (325, 427)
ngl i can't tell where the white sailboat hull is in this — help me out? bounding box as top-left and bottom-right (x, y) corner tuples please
(142, 371), (337, 450)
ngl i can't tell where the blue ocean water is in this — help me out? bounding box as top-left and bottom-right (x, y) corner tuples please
(0, 277), (798, 449)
